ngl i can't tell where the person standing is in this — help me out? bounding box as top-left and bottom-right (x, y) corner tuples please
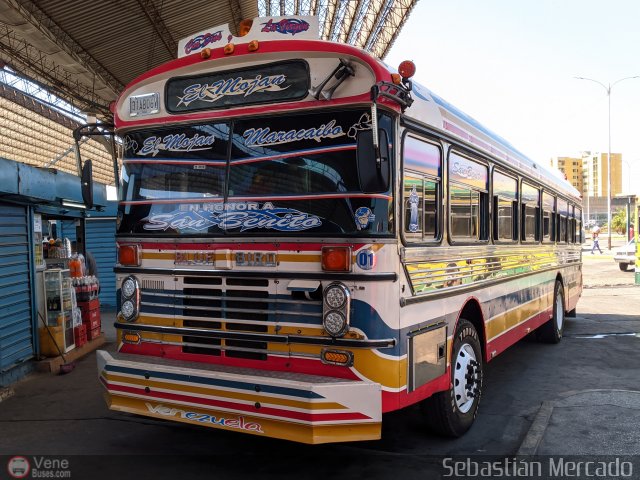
(591, 225), (603, 254)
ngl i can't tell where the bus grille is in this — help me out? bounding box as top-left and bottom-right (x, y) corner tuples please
(139, 276), (322, 361)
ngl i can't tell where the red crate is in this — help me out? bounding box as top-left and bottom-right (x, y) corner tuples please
(74, 324), (87, 348)
(81, 307), (100, 325)
(88, 325), (101, 340)
(78, 298), (100, 312)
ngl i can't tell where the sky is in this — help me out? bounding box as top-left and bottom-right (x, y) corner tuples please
(386, 0), (640, 194)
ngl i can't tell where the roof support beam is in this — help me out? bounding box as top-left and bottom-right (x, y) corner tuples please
(2, 0), (123, 97)
(135, 0), (178, 58)
(0, 27), (111, 115)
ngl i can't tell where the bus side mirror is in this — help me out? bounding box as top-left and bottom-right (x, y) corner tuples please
(356, 128), (390, 193)
(81, 159), (94, 209)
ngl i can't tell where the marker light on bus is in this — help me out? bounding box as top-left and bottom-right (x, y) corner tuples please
(398, 60), (416, 79)
(118, 244), (140, 266)
(122, 332), (141, 345)
(248, 40), (259, 52)
(321, 246), (351, 272)
(238, 19), (253, 36)
(200, 48), (211, 59)
(321, 349), (353, 366)
(391, 73), (402, 85)
(224, 43), (235, 55)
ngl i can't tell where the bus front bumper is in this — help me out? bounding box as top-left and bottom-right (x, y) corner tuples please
(97, 350), (382, 444)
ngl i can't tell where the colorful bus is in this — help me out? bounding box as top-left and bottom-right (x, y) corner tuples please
(91, 15), (582, 444)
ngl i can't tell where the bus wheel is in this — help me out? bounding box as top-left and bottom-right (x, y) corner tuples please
(538, 281), (565, 344)
(422, 319), (483, 437)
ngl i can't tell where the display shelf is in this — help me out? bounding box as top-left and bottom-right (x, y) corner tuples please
(43, 269), (75, 353)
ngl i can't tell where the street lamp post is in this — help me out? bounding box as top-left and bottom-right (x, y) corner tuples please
(575, 75), (640, 250)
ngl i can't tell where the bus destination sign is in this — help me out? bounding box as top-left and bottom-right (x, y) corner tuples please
(166, 60), (309, 113)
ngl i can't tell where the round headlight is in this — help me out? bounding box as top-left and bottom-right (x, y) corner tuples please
(323, 311), (347, 337)
(325, 285), (347, 309)
(121, 300), (135, 320)
(122, 277), (137, 298)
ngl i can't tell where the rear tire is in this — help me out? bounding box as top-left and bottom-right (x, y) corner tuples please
(619, 263), (629, 272)
(538, 281), (565, 343)
(422, 319), (483, 437)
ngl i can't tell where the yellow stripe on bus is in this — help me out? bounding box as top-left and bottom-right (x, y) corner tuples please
(103, 372), (346, 411)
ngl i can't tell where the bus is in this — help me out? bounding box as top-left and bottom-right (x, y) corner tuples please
(89, 15), (583, 444)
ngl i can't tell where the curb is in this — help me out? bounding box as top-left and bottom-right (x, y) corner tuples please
(516, 401), (554, 456)
(516, 389), (640, 456)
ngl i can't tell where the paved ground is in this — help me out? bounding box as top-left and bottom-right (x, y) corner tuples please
(0, 248), (638, 479)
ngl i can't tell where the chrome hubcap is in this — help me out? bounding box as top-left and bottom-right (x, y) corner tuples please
(555, 291), (564, 331)
(453, 343), (479, 413)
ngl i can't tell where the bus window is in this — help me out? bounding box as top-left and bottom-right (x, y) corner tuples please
(576, 207), (583, 243)
(521, 182), (540, 242)
(403, 136), (441, 241)
(542, 192), (555, 243)
(449, 151), (488, 242)
(558, 199), (568, 243)
(492, 170), (517, 242)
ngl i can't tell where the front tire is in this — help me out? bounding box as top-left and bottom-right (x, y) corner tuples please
(619, 262), (629, 272)
(422, 319), (483, 437)
(538, 281), (565, 343)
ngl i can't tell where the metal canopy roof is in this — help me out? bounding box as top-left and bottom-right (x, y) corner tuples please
(0, 0), (417, 184)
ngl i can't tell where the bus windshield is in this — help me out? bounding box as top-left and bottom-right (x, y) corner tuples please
(118, 108), (393, 237)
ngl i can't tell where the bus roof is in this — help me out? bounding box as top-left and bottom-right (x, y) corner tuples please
(115, 14), (581, 203)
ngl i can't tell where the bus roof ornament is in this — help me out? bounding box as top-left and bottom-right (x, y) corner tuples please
(177, 15), (319, 58)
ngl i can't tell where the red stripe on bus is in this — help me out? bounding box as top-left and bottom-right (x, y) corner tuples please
(123, 160), (227, 166)
(119, 193), (391, 205)
(119, 343), (364, 379)
(486, 309), (553, 361)
(105, 382), (371, 422)
(230, 145), (356, 165)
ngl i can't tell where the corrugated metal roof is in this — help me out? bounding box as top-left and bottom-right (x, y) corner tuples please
(0, 0), (417, 185)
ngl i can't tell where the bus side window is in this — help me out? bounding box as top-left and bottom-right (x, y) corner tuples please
(521, 182), (540, 242)
(576, 207), (583, 243)
(492, 170), (518, 242)
(403, 135), (441, 242)
(558, 199), (568, 243)
(542, 192), (555, 243)
(448, 151), (488, 243)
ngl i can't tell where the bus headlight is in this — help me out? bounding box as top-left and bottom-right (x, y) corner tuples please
(121, 300), (136, 321)
(323, 282), (351, 337)
(325, 284), (347, 309)
(122, 277), (137, 298)
(323, 311), (347, 336)
(120, 275), (140, 322)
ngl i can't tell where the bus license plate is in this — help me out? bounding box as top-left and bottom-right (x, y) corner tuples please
(129, 93), (160, 117)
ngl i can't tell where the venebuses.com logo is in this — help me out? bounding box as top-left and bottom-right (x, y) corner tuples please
(7, 456), (30, 479)
(6, 456), (71, 478)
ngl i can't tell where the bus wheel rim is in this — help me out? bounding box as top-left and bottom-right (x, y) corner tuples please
(555, 290), (564, 331)
(453, 343), (478, 413)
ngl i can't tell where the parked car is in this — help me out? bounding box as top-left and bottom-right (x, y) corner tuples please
(614, 239), (636, 271)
